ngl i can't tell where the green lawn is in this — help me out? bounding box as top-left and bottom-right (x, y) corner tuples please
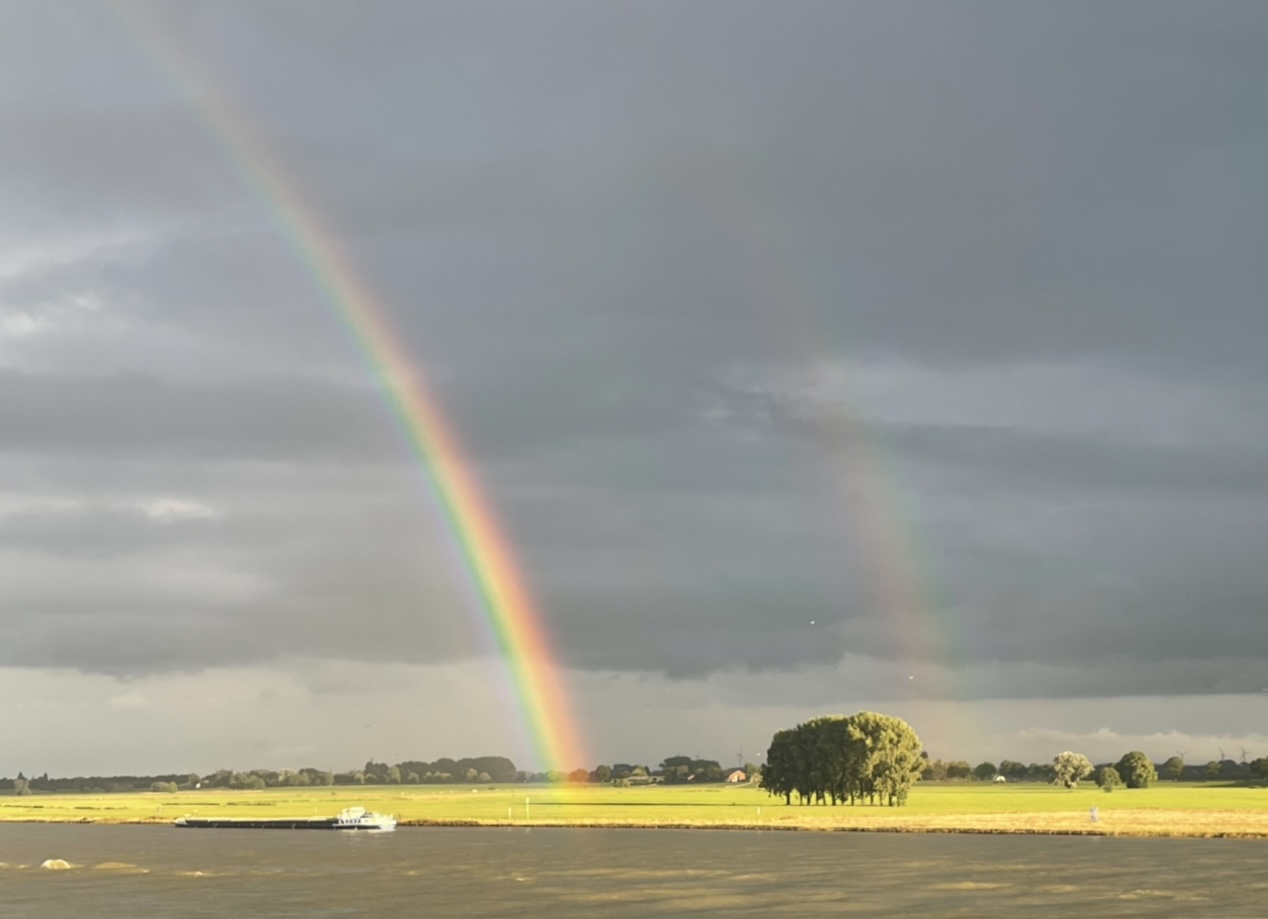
(4, 781), (1267, 837)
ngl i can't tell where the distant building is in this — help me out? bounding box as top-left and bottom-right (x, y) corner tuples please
(725, 770), (747, 783)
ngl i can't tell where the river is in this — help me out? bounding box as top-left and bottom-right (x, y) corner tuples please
(2, 825), (1265, 917)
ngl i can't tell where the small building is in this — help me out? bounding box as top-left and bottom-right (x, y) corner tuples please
(725, 770), (747, 783)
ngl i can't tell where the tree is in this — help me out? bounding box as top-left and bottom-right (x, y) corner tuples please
(594, 765), (612, 783)
(762, 712), (923, 808)
(1095, 765), (1122, 791)
(972, 762), (997, 782)
(567, 768), (589, 783)
(760, 729), (798, 805)
(406, 772), (420, 784)
(997, 760), (1027, 781)
(1249, 758), (1268, 784)
(1115, 751), (1157, 789)
(14, 776), (31, 796)
(1204, 760), (1221, 780)
(1051, 752), (1093, 788)
(387, 766), (402, 785)
(849, 712), (925, 806)
(465, 768), (479, 783)
(945, 760), (972, 780)
(921, 758), (949, 781)
(1161, 755), (1185, 782)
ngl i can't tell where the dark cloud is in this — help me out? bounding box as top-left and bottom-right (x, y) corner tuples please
(2, 0), (1267, 724)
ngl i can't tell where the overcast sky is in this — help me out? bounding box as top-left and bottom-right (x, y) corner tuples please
(2, 1), (1267, 776)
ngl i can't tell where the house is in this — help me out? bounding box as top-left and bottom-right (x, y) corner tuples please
(725, 770), (747, 783)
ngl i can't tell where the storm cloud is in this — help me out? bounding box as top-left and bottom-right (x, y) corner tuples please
(2, 1), (1266, 771)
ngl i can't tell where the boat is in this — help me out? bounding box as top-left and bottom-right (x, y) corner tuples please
(174, 805), (396, 831)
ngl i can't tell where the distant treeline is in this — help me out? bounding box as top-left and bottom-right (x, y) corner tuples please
(5, 750), (1262, 796)
(920, 755), (1268, 785)
(0, 755), (753, 795)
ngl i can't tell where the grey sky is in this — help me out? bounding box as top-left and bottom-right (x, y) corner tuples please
(2, 1), (1267, 774)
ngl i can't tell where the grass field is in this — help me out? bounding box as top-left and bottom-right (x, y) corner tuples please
(4, 782), (1268, 838)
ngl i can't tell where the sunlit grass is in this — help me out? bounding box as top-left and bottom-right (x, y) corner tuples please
(3, 781), (1267, 837)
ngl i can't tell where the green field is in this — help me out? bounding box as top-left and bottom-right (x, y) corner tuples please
(4, 781), (1268, 837)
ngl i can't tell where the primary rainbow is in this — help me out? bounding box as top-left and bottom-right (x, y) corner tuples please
(112, 2), (587, 775)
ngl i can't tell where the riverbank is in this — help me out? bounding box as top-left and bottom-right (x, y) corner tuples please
(4, 783), (1267, 839)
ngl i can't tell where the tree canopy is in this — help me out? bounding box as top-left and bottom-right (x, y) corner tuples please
(1052, 751), (1094, 788)
(759, 711), (924, 808)
(1115, 751), (1158, 789)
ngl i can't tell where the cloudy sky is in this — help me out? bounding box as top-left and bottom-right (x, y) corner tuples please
(2, 1), (1267, 776)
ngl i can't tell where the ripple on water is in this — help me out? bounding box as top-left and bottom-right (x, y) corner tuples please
(41, 859), (73, 870)
(93, 862), (148, 874)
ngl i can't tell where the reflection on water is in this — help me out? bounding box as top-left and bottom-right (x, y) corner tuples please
(2, 825), (1266, 918)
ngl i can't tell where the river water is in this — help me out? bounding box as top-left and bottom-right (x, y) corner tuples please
(2, 825), (1265, 917)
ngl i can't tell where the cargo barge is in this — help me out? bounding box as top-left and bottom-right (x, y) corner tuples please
(174, 805), (396, 831)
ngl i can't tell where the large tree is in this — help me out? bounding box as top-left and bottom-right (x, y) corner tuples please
(1116, 751), (1158, 789)
(760, 711), (923, 808)
(1052, 752), (1094, 788)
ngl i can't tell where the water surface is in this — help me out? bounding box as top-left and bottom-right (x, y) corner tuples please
(2, 825), (1265, 917)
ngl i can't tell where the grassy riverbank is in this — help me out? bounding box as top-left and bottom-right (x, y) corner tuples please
(4, 782), (1267, 838)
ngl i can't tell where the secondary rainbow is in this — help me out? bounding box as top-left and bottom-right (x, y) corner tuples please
(679, 182), (980, 748)
(111, 2), (587, 774)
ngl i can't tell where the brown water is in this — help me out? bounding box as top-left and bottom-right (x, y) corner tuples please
(2, 825), (1266, 917)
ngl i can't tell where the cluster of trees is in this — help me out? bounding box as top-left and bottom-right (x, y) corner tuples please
(201, 768), (336, 790)
(760, 712), (924, 807)
(1038, 750), (1268, 791)
(361, 757), (518, 785)
(2, 771), (194, 795)
(1050, 750), (1163, 790)
(919, 758), (1050, 782)
(919, 753), (1268, 787)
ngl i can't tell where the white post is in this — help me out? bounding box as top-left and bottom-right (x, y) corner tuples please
(525, 796), (530, 821)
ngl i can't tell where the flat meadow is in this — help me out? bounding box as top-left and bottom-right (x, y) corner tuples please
(3, 781), (1268, 838)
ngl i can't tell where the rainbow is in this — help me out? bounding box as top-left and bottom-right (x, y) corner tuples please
(111, 2), (587, 775)
(679, 184), (978, 748)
